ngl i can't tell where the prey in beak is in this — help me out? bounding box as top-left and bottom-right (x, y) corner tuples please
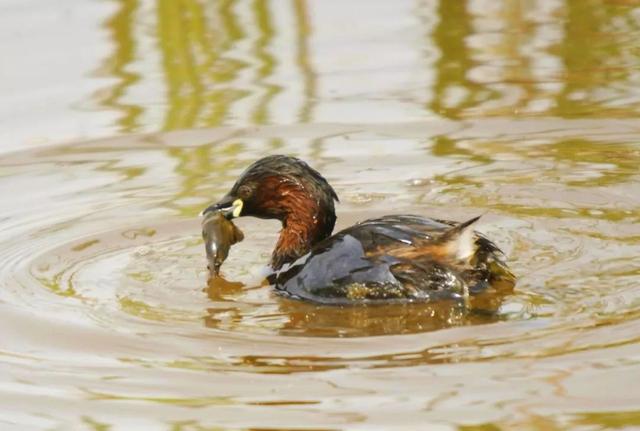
(201, 196), (245, 277)
(201, 209), (244, 277)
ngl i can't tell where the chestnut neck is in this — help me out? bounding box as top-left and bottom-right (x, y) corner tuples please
(270, 195), (335, 270)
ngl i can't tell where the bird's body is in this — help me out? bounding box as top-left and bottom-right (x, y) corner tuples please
(274, 215), (513, 304)
(203, 155), (514, 304)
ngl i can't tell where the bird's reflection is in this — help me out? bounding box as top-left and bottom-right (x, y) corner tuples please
(203, 274), (512, 337)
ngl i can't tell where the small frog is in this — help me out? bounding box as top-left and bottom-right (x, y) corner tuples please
(202, 210), (244, 277)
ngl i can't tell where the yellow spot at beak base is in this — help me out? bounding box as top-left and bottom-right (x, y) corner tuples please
(232, 199), (243, 218)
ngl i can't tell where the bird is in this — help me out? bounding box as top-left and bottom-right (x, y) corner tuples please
(202, 155), (515, 305)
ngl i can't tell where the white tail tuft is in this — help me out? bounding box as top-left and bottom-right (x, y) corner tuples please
(439, 216), (480, 262)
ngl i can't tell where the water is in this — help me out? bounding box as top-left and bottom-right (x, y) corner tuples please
(2, 1), (640, 430)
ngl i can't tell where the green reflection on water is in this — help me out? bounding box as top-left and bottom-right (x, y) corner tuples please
(553, 0), (640, 118)
(430, 1), (495, 118)
(100, 0), (317, 132)
(87, 390), (234, 407)
(293, 0), (316, 122)
(97, 0), (640, 131)
(98, 0), (142, 132)
(82, 416), (111, 431)
(574, 410), (640, 428)
(460, 410), (640, 431)
(157, 0), (247, 129)
(251, 0), (278, 124)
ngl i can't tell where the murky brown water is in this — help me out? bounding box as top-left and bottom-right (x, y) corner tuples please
(2, 1), (640, 430)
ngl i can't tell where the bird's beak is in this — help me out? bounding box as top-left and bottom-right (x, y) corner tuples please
(201, 196), (244, 219)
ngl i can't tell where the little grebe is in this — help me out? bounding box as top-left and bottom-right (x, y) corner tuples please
(203, 155), (515, 304)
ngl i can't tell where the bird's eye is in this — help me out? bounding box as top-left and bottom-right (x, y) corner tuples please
(238, 185), (252, 199)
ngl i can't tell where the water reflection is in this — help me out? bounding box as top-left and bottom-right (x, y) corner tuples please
(429, 1), (492, 118)
(95, 0), (640, 135)
(157, 0), (248, 129)
(99, 0), (142, 132)
(276, 296), (501, 337)
(554, 0), (640, 117)
(98, 0), (317, 132)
